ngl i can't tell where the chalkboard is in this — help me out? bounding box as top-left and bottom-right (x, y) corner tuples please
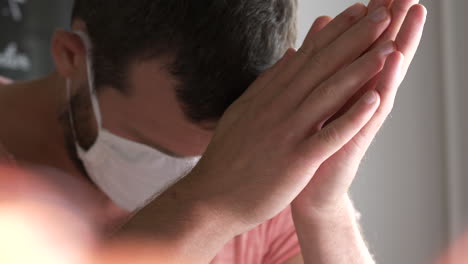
(0, 0), (74, 80)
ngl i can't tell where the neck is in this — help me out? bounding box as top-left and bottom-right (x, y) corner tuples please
(0, 73), (132, 227)
(0, 73), (79, 175)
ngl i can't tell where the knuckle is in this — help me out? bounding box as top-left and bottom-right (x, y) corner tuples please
(298, 38), (318, 57)
(277, 128), (298, 146)
(343, 137), (365, 157)
(319, 126), (342, 145)
(338, 3), (366, 26)
(253, 100), (282, 124)
(354, 128), (371, 146)
(315, 81), (339, 100)
(305, 52), (328, 74)
(255, 70), (270, 84)
(297, 47), (309, 57)
(341, 12), (361, 26)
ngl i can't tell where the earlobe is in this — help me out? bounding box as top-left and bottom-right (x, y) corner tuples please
(51, 29), (87, 80)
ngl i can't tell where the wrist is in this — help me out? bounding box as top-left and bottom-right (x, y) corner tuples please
(292, 195), (374, 264)
(174, 168), (249, 238)
(115, 174), (238, 263)
(292, 194), (356, 224)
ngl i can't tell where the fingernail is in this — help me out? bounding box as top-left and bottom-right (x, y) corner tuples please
(363, 91), (377, 104)
(379, 41), (396, 56)
(347, 3), (366, 18)
(369, 7), (388, 22)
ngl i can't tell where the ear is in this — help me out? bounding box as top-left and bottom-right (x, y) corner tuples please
(51, 29), (87, 81)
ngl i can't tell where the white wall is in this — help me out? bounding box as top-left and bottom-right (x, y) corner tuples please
(296, 1), (449, 263)
(440, 0), (468, 244)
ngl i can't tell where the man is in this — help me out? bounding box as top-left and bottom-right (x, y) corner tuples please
(0, 0), (426, 263)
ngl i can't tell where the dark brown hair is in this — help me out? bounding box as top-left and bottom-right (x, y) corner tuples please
(72, 0), (297, 122)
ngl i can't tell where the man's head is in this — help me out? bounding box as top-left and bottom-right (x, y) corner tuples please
(53, 0), (297, 157)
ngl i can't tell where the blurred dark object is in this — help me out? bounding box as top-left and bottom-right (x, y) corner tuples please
(0, 0), (73, 80)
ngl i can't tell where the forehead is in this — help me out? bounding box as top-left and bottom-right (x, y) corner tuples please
(126, 57), (217, 126)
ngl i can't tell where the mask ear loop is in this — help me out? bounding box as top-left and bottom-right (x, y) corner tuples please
(73, 30), (103, 129)
(66, 79), (80, 147)
(67, 31), (103, 153)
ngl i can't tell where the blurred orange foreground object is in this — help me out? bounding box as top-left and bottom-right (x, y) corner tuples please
(436, 232), (468, 264)
(0, 166), (188, 264)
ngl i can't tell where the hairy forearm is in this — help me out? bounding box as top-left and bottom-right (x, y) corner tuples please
(292, 195), (374, 264)
(112, 176), (238, 264)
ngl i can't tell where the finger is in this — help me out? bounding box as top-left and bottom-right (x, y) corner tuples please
(372, 0), (420, 48)
(298, 3), (367, 57)
(241, 16), (331, 102)
(260, 3), (367, 104)
(309, 16), (333, 36)
(368, 0), (393, 11)
(277, 7), (391, 111)
(394, 4), (427, 84)
(302, 90), (380, 165)
(295, 41), (395, 130)
(340, 52), (404, 160)
(326, 3), (426, 125)
(240, 48), (296, 101)
(376, 52), (405, 111)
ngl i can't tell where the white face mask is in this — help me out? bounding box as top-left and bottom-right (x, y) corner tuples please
(67, 32), (201, 212)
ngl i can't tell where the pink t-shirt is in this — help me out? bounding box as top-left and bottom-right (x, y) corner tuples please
(212, 206), (301, 264)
